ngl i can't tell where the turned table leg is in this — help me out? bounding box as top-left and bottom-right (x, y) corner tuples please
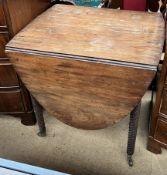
(127, 102), (141, 167)
(31, 95), (46, 137)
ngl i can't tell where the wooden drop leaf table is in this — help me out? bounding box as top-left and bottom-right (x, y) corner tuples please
(5, 5), (165, 166)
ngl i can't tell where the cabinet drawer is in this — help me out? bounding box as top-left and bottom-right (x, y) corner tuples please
(155, 119), (167, 145)
(0, 2), (6, 26)
(0, 61), (19, 87)
(0, 90), (24, 112)
(160, 89), (167, 116)
(0, 33), (9, 57)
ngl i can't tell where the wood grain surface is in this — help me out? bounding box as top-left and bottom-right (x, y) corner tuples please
(6, 5), (164, 129)
(6, 52), (155, 129)
(7, 5), (164, 66)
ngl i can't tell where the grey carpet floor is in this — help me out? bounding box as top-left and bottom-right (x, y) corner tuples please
(0, 91), (167, 175)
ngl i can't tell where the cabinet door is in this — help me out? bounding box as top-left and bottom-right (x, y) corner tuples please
(0, 90), (25, 112)
(155, 119), (167, 145)
(0, 60), (19, 87)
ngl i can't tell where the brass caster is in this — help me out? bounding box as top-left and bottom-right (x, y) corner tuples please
(127, 155), (133, 167)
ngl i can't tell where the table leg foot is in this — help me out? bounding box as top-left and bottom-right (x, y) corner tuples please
(37, 131), (46, 137)
(127, 155), (133, 167)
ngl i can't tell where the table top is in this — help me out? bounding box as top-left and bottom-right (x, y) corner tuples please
(6, 5), (164, 70)
(6, 5), (163, 129)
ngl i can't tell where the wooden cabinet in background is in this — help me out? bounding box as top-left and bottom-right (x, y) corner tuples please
(0, 0), (51, 125)
(147, 50), (167, 153)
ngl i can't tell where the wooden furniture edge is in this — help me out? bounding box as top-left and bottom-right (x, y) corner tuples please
(147, 136), (167, 154)
(5, 47), (158, 71)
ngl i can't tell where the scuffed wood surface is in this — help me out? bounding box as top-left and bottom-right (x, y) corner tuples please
(7, 52), (155, 129)
(6, 5), (164, 129)
(7, 5), (164, 66)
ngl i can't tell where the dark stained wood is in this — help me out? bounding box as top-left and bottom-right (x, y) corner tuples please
(147, 7), (167, 153)
(155, 119), (167, 145)
(0, 32), (9, 57)
(0, 0), (51, 125)
(6, 5), (164, 129)
(147, 63), (167, 153)
(20, 112), (36, 126)
(20, 83), (33, 112)
(160, 89), (167, 115)
(166, 76), (167, 84)
(0, 90), (24, 112)
(147, 136), (162, 154)
(150, 48), (167, 137)
(31, 95), (46, 137)
(0, 59), (19, 87)
(0, 1), (6, 26)
(127, 103), (141, 166)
